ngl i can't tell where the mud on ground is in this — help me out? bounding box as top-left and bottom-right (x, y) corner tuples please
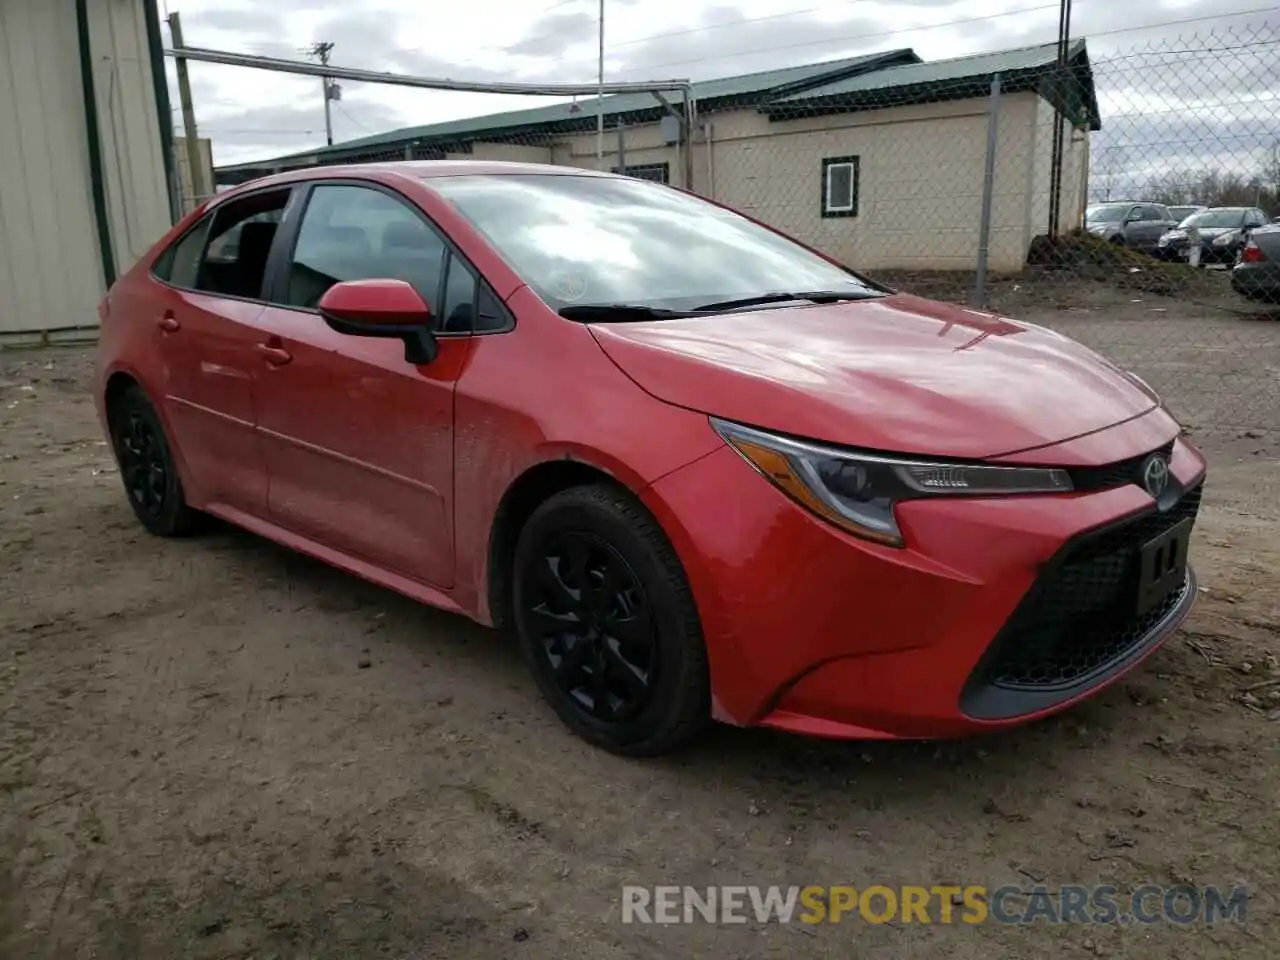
(1, 312), (1277, 958)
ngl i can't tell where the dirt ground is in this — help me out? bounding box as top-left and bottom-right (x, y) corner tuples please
(2, 283), (1278, 958)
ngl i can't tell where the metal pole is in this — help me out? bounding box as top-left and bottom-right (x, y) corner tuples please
(165, 45), (690, 98)
(616, 120), (625, 174)
(323, 82), (334, 146)
(167, 13), (206, 205)
(1048, 0), (1072, 236)
(973, 74), (1002, 309)
(684, 95), (697, 190)
(596, 0), (605, 168)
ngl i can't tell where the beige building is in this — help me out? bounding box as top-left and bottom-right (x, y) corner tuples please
(219, 41), (1098, 275)
(0, 0), (175, 345)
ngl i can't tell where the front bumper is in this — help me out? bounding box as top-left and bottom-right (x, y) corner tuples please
(642, 417), (1207, 740)
(1158, 237), (1237, 263)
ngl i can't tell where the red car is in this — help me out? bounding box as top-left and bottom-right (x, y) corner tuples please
(94, 161), (1206, 755)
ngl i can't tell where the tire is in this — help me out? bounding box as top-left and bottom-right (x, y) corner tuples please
(108, 384), (200, 537)
(511, 483), (710, 756)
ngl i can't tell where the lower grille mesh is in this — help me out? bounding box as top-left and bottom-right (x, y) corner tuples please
(983, 485), (1201, 690)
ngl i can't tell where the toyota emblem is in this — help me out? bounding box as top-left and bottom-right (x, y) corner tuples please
(1141, 454), (1170, 498)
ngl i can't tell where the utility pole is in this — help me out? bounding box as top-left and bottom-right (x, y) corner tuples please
(307, 41), (336, 146)
(1047, 0), (1072, 236)
(596, 0), (605, 169)
(167, 12), (206, 207)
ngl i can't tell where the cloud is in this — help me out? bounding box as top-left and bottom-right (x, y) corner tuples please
(505, 12), (598, 58)
(166, 0), (1279, 175)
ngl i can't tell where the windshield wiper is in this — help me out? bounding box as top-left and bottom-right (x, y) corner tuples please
(558, 289), (882, 323)
(690, 290), (881, 312)
(558, 303), (694, 322)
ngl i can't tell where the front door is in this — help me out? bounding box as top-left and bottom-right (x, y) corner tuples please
(152, 187), (291, 515)
(253, 183), (470, 588)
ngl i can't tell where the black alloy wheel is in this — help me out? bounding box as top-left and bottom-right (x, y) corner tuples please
(525, 532), (656, 722)
(118, 409), (167, 519)
(109, 385), (199, 537)
(512, 484), (709, 756)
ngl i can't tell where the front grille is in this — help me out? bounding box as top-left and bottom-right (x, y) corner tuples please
(980, 484), (1201, 691)
(1066, 440), (1175, 493)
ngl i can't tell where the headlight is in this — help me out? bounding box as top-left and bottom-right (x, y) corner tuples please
(1212, 231), (1238, 246)
(712, 419), (1073, 547)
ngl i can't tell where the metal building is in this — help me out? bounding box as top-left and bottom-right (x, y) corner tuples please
(0, 0), (174, 345)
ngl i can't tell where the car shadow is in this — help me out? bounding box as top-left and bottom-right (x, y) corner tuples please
(189, 512), (1164, 812)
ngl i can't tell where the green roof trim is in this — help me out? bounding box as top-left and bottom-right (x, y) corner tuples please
(767, 40), (1100, 131)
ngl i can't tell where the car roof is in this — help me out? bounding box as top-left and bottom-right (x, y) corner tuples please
(216, 160), (611, 199)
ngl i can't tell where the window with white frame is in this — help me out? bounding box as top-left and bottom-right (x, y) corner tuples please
(822, 156), (859, 218)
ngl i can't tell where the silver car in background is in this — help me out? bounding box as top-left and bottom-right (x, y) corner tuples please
(1085, 202), (1178, 254)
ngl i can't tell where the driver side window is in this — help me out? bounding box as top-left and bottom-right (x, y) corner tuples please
(285, 185), (447, 311)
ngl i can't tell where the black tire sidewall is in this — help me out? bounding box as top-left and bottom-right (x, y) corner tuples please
(109, 387), (192, 537)
(512, 487), (707, 754)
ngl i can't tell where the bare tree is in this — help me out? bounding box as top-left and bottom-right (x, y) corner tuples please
(1090, 143), (1128, 201)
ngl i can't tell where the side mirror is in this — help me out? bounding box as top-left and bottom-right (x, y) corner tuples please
(318, 279), (438, 364)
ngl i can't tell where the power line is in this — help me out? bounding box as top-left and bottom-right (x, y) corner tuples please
(609, 2), (1065, 77)
(607, 3), (1276, 78)
(334, 101), (371, 132)
(1092, 39), (1280, 61)
(202, 129), (325, 135)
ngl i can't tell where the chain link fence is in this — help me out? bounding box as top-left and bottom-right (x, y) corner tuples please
(204, 24), (1279, 441)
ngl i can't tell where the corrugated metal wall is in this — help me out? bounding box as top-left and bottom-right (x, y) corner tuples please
(0, 0), (169, 343)
(90, 0), (171, 275)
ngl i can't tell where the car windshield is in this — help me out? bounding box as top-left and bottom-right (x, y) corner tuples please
(1168, 207), (1200, 219)
(1086, 203), (1130, 223)
(428, 173), (878, 312)
(1183, 209), (1245, 228)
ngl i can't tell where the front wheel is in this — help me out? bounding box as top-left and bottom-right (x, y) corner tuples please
(512, 484), (710, 756)
(108, 384), (200, 537)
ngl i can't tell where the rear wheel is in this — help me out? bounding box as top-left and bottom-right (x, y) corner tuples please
(108, 385), (200, 537)
(512, 484), (709, 756)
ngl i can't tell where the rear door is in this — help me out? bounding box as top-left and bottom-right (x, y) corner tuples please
(252, 181), (475, 588)
(150, 187), (292, 515)
(1126, 205), (1167, 250)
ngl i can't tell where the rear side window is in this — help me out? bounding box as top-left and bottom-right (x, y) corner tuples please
(153, 218), (211, 288)
(195, 191), (290, 299)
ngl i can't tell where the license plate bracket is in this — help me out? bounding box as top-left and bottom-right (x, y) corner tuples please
(1136, 517), (1193, 615)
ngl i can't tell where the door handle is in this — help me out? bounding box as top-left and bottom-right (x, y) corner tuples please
(256, 342), (293, 366)
(157, 313), (180, 333)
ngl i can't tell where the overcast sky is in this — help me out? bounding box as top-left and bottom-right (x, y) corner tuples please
(164, 0), (1278, 171)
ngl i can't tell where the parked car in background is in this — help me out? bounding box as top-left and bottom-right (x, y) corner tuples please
(1084, 202), (1178, 253)
(1231, 224), (1280, 302)
(1156, 207), (1271, 264)
(1167, 204), (1207, 223)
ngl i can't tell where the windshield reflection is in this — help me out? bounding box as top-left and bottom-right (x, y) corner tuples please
(429, 174), (875, 312)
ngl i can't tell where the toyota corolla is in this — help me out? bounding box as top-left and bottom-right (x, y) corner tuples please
(94, 162), (1206, 755)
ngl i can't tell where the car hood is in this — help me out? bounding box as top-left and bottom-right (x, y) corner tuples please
(589, 293), (1158, 460)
